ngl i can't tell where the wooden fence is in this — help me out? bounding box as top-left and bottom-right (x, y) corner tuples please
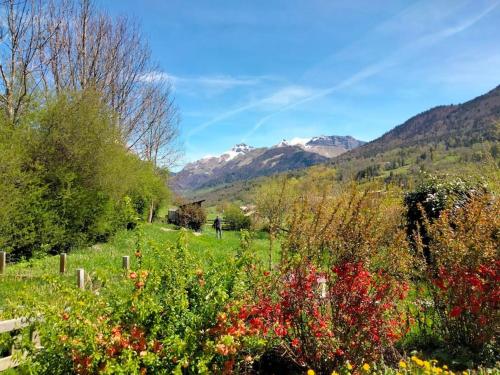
(0, 317), (40, 371)
(0, 251), (134, 371)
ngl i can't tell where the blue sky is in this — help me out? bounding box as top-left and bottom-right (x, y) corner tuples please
(100, 0), (500, 168)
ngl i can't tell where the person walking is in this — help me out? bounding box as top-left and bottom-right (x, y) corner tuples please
(213, 215), (222, 239)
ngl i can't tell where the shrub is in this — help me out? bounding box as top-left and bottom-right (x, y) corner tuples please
(177, 204), (207, 231)
(418, 194), (499, 353)
(0, 90), (169, 259)
(403, 177), (485, 264)
(285, 185), (411, 277)
(208, 186), (413, 372)
(216, 262), (408, 373)
(224, 204), (252, 230)
(19, 229), (256, 374)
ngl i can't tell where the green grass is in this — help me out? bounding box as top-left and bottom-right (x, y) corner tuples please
(0, 223), (275, 315)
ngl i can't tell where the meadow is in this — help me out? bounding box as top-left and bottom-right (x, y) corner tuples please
(0, 224), (273, 312)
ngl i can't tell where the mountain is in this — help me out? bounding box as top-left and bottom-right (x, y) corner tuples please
(171, 135), (365, 192)
(339, 85), (500, 161)
(177, 86), (500, 205)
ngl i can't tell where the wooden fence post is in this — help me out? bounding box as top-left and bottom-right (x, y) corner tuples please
(59, 253), (67, 274)
(122, 256), (130, 270)
(0, 251), (6, 275)
(76, 268), (85, 289)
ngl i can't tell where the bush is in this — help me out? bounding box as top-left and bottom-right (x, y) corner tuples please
(177, 204), (206, 231)
(219, 262), (408, 373)
(206, 185), (412, 372)
(418, 194), (499, 353)
(19, 229), (255, 374)
(403, 177), (485, 264)
(0, 90), (169, 259)
(224, 204), (252, 231)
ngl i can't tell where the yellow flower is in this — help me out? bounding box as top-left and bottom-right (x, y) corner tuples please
(331, 371), (339, 375)
(362, 363), (370, 372)
(346, 362), (353, 370)
(307, 370), (315, 375)
(399, 361), (407, 368)
(443, 365), (448, 370)
(462, 372), (468, 375)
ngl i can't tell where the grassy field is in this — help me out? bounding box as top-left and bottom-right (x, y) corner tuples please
(0, 223), (274, 315)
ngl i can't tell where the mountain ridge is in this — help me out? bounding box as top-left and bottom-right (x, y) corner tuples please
(338, 85), (500, 161)
(171, 135), (365, 192)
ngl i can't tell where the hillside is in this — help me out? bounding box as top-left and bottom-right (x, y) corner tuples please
(340, 85), (500, 161)
(187, 85), (500, 205)
(171, 135), (365, 192)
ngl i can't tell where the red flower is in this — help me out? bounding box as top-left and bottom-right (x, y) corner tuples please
(450, 306), (463, 318)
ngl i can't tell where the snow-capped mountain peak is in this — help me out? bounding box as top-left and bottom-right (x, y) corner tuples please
(222, 143), (254, 161)
(276, 139), (290, 147)
(274, 137), (312, 148)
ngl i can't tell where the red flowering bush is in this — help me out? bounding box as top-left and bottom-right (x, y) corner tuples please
(433, 262), (499, 349)
(418, 193), (499, 351)
(213, 262), (409, 373)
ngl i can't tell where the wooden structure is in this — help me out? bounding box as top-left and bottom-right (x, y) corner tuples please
(0, 318), (41, 371)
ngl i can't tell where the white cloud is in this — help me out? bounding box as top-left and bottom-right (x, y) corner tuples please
(262, 86), (315, 106)
(138, 71), (170, 83)
(140, 71), (276, 93)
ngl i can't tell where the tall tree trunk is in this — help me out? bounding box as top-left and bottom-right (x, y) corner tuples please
(147, 199), (154, 223)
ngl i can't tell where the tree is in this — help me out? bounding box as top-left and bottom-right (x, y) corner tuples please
(0, 0), (50, 122)
(0, 0), (181, 158)
(254, 176), (297, 270)
(223, 204), (251, 231)
(134, 81), (180, 223)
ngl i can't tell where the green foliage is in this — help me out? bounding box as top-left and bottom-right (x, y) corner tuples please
(12, 227), (259, 374)
(0, 90), (169, 259)
(223, 204), (252, 231)
(403, 177), (486, 263)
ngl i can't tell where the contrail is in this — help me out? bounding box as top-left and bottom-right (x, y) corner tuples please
(244, 0), (499, 139)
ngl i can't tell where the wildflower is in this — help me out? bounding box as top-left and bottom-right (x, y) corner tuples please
(346, 362), (353, 370)
(399, 360), (407, 368)
(332, 371), (339, 375)
(307, 370), (316, 375)
(362, 363), (370, 372)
